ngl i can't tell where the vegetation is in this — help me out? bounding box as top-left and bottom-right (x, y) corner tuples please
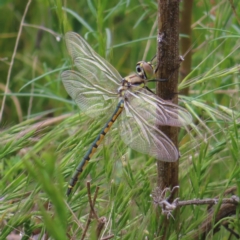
(0, 0), (239, 239)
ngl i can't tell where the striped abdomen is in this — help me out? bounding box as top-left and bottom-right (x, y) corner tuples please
(67, 100), (124, 196)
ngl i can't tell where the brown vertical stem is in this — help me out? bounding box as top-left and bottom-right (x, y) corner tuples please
(180, 0), (193, 95)
(156, 2), (180, 237)
(156, 0), (180, 197)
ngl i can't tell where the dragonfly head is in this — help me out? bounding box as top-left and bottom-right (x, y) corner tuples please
(136, 61), (155, 80)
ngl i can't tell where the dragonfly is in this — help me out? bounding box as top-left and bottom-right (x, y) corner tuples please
(61, 32), (192, 196)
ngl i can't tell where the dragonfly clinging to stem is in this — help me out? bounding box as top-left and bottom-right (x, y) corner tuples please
(61, 32), (192, 196)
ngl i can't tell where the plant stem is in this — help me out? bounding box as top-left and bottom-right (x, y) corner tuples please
(156, 1), (180, 238)
(156, 0), (180, 198)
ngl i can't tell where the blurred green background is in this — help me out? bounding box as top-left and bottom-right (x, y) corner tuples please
(0, 0), (240, 239)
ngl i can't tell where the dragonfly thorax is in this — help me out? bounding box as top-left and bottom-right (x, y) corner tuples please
(118, 74), (146, 98)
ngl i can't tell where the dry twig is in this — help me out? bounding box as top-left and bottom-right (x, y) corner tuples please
(81, 182), (113, 240)
(152, 186), (240, 238)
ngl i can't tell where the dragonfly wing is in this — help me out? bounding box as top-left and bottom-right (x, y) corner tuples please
(62, 32), (123, 117)
(128, 88), (192, 127)
(119, 88), (192, 161)
(119, 104), (179, 161)
(62, 70), (118, 117)
(64, 32), (122, 93)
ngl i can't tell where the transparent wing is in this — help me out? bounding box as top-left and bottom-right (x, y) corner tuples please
(62, 70), (118, 117)
(131, 88), (192, 127)
(64, 32), (121, 92)
(62, 32), (122, 117)
(119, 88), (192, 161)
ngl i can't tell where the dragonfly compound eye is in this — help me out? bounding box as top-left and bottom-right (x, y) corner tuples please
(136, 65), (142, 74)
(141, 62), (155, 80)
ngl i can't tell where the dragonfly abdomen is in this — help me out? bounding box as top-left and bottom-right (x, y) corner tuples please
(67, 100), (124, 196)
